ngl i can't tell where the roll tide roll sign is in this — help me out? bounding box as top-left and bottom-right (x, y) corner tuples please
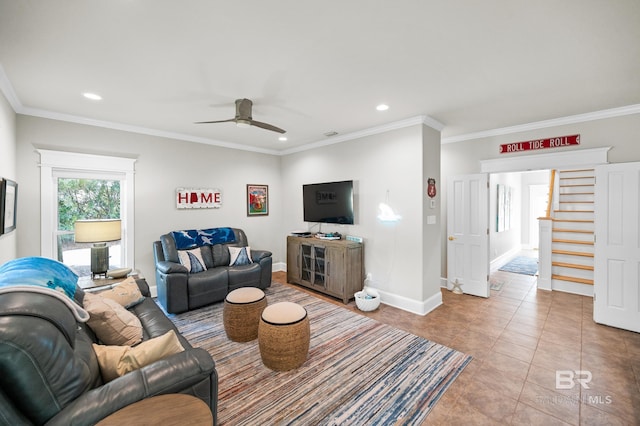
(499, 134), (580, 154)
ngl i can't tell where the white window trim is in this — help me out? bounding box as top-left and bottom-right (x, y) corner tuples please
(38, 149), (136, 270)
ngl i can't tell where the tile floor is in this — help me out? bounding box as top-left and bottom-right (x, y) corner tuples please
(274, 268), (640, 425)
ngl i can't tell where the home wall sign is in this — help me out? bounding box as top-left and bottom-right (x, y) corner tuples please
(499, 134), (580, 154)
(176, 188), (222, 209)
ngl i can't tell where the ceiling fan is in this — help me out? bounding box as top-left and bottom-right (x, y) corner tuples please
(195, 98), (286, 134)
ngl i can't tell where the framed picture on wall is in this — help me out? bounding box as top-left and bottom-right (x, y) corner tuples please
(0, 179), (18, 234)
(247, 184), (269, 216)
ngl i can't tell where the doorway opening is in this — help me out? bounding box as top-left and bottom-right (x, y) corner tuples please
(487, 171), (549, 295)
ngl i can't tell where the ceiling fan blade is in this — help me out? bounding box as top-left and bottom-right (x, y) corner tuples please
(194, 118), (236, 124)
(195, 98), (285, 133)
(250, 120), (286, 134)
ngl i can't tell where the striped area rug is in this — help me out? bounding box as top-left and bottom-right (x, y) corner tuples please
(166, 283), (471, 425)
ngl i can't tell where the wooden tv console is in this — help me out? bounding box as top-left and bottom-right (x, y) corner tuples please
(286, 235), (363, 304)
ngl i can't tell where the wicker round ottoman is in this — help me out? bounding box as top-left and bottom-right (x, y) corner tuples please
(223, 287), (267, 342)
(258, 301), (310, 371)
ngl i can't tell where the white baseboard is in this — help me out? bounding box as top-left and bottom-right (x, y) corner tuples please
(373, 287), (442, 316)
(281, 262), (442, 316)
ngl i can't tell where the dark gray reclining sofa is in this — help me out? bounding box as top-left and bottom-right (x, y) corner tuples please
(0, 279), (218, 425)
(153, 227), (272, 314)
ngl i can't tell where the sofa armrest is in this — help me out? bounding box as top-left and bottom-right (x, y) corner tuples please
(135, 278), (151, 298)
(254, 250), (273, 289)
(251, 249), (272, 261)
(155, 266), (189, 314)
(45, 348), (217, 426)
(156, 260), (188, 274)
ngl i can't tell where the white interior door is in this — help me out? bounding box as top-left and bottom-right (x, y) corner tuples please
(447, 174), (489, 297)
(593, 162), (640, 332)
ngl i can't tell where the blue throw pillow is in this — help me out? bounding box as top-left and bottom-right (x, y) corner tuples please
(0, 257), (79, 299)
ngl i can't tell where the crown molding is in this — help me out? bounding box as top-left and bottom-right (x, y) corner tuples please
(0, 63), (22, 112)
(280, 115), (444, 156)
(441, 104), (640, 144)
(18, 105), (282, 155)
(0, 64), (281, 155)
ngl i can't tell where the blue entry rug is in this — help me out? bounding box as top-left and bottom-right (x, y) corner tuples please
(499, 256), (538, 276)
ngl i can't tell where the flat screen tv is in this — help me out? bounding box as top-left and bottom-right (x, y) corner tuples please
(303, 180), (354, 224)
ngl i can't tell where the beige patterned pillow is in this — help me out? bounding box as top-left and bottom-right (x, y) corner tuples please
(83, 292), (143, 346)
(92, 330), (185, 382)
(99, 277), (145, 308)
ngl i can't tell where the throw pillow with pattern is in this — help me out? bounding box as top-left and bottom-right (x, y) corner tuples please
(229, 246), (253, 266)
(177, 248), (207, 273)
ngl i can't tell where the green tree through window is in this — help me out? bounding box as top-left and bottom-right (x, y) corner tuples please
(57, 178), (122, 276)
(58, 178), (120, 231)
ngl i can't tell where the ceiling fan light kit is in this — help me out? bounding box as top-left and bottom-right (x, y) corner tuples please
(196, 98), (286, 134)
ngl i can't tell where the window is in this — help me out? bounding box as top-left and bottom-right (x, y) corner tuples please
(55, 174), (122, 276)
(39, 150), (136, 276)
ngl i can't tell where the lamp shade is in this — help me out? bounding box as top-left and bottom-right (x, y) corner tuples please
(74, 219), (122, 243)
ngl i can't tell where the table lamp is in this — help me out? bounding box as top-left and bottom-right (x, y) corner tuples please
(74, 219), (122, 279)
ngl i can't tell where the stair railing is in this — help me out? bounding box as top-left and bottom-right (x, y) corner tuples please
(545, 169), (556, 218)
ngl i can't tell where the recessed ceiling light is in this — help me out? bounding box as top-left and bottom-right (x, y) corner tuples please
(83, 92), (102, 101)
(279, 136), (287, 141)
(376, 104), (389, 111)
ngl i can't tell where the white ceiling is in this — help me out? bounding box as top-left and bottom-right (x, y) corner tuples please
(1, 1), (639, 154)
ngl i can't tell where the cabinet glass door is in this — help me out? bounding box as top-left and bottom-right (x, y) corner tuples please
(301, 244), (312, 282)
(313, 246), (326, 285)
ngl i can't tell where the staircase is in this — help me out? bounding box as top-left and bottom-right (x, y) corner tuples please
(550, 169), (595, 293)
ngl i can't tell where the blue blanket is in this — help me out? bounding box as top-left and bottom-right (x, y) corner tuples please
(171, 227), (236, 250)
(0, 256), (78, 299)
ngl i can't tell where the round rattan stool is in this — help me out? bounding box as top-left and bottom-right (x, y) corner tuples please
(223, 287), (267, 342)
(258, 301), (310, 371)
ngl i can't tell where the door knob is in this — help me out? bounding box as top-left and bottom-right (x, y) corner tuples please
(448, 236), (456, 241)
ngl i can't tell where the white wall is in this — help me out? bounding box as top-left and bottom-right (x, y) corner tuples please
(15, 115), (284, 287)
(0, 92), (17, 264)
(489, 172), (522, 262)
(441, 113), (640, 278)
(520, 170), (550, 247)
(421, 125), (442, 306)
(13, 115), (443, 313)
(281, 124), (442, 312)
